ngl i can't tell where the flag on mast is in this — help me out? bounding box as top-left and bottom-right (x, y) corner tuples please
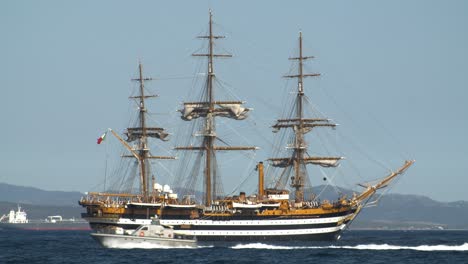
(97, 131), (107, 144)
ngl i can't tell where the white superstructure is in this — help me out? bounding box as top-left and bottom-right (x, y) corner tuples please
(8, 206), (29, 223)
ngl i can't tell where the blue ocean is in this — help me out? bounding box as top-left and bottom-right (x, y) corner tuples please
(1, 230), (467, 263)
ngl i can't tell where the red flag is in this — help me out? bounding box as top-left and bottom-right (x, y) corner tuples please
(97, 132), (107, 144)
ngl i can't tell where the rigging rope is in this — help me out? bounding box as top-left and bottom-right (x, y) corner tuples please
(227, 167), (256, 197)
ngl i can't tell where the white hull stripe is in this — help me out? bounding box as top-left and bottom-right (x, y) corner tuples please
(177, 225), (346, 237)
(160, 214), (353, 226)
(87, 213), (354, 226)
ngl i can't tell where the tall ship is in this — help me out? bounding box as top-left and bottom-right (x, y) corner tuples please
(79, 11), (414, 241)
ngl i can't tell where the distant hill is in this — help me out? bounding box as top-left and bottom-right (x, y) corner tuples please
(0, 183), (83, 206)
(0, 183), (85, 219)
(1, 183), (467, 229)
(305, 185), (468, 229)
(354, 194), (468, 230)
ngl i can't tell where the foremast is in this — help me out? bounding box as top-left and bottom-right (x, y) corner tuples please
(122, 63), (175, 202)
(176, 10), (256, 206)
(269, 32), (342, 203)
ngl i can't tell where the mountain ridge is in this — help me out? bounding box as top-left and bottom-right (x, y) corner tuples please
(0, 182), (83, 206)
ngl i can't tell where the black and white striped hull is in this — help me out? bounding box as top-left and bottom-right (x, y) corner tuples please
(86, 212), (354, 242)
(162, 214), (351, 241)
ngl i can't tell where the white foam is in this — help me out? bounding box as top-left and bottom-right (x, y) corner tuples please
(231, 242), (468, 251)
(231, 243), (310, 250)
(105, 242), (195, 249)
(333, 243), (468, 251)
(101, 240), (212, 249)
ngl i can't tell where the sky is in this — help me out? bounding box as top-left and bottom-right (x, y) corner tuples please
(1, 0), (467, 202)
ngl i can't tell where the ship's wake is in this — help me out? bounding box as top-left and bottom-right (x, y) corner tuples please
(231, 243), (468, 251)
(101, 240), (213, 249)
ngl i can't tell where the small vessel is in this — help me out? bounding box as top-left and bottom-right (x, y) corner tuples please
(91, 218), (197, 248)
(0, 205), (90, 230)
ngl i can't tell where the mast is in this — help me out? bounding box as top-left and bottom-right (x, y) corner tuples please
(270, 32), (340, 203)
(176, 10), (256, 206)
(293, 32), (306, 202)
(121, 62), (175, 202)
(137, 63), (150, 199)
(205, 10), (215, 206)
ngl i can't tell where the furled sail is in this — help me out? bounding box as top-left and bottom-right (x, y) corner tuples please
(125, 127), (169, 142)
(303, 157), (343, 167)
(269, 157), (343, 168)
(272, 118), (336, 133)
(181, 101), (249, 121)
(269, 158), (292, 168)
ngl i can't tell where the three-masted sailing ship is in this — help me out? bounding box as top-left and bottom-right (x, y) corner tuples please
(79, 11), (414, 241)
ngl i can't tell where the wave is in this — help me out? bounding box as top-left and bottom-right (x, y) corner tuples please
(101, 240), (213, 249)
(231, 243), (468, 251)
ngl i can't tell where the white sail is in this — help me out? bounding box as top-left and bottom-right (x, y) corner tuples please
(303, 157), (343, 168)
(181, 102), (249, 121)
(219, 103), (249, 119)
(270, 159), (291, 168)
(125, 128), (169, 142)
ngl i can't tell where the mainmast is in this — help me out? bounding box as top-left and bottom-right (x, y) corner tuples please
(123, 63), (175, 201)
(270, 32), (341, 203)
(202, 10), (217, 207)
(177, 10), (256, 206)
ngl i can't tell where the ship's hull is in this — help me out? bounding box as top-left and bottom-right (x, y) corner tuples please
(0, 221), (91, 231)
(84, 210), (354, 241)
(91, 233), (197, 248)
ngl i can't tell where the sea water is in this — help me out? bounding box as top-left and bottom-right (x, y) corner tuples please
(1, 229), (467, 263)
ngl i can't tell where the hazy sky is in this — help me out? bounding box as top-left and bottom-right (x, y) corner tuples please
(1, 0), (467, 202)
